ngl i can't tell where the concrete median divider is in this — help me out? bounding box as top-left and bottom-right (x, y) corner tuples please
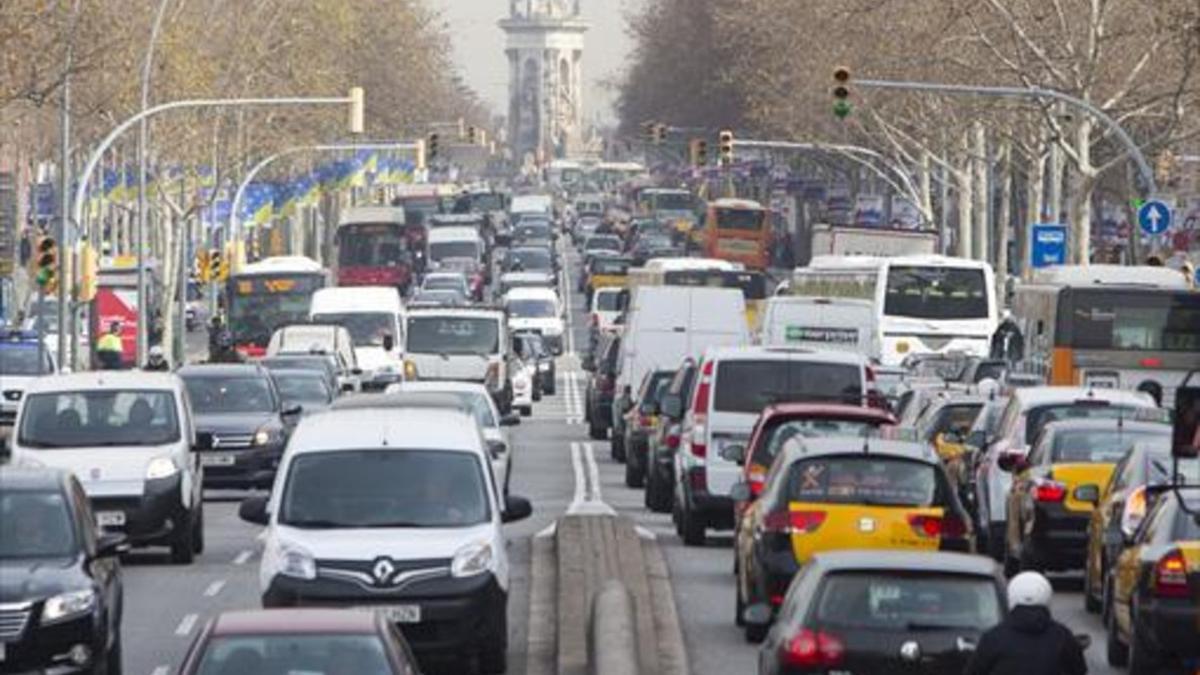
(526, 513), (688, 675)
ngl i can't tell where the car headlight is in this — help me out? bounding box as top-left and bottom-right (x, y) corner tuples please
(254, 427), (282, 446)
(274, 542), (317, 580)
(41, 589), (96, 624)
(450, 541), (493, 578)
(145, 456), (179, 480)
(485, 362), (501, 387)
(404, 360), (419, 380)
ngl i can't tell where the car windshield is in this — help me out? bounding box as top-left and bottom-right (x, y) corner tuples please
(508, 299), (556, 318)
(184, 376), (276, 414)
(273, 373), (332, 406)
(406, 316), (499, 355)
(510, 249), (552, 270)
(752, 418), (888, 470)
(815, 572), (1002, 632)
(594, 292), (622, 311)
(413, 290), (465, 305)
(311, 312), (395, 348)
(195, 635), (392, 675)
(786, 457), (937, 507)
(429, 241), (479, 262)
(424, 276), (466, 291)
(1051, 427), (1170, 463)
(884, 266), (989, 321)
(18, 390), (181, 448)
(280, 449), (489, 528)
(714, 208), (765, 231)
(262, 357), (333, 378)
(1025, 403), (1146, 445)
(923, 404), (984, 442)
(0, 491), (76, 559)
(516, 223), (551, 239)
(714, 360), (864, 413)
(591, 258), (631, 275)
(585, 237), (621, 251)
(0, 345), (48, 375)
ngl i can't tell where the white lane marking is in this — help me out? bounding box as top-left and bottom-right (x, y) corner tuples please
(535, 521), (558, 539)
(174, 613), (198, 637)
(232, 549), (253, 566)
(583, 442), (603, 502)
(560, 241), (576, 356)
(569, 442), (586, 508)
(151, 666), (169, 675)
(256, 528), (268, 542)
(203, 580), (226, 597)
(567, 440), (614, 516)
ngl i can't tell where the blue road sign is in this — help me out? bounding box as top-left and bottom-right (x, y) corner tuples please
(1030, 223), (1068, 269)
(1138, 200), (1172, 235)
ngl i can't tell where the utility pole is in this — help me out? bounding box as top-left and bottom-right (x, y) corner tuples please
(57, 0), (82, 370)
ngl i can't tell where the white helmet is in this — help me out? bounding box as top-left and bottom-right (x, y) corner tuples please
(1007, 571), (1052, 608)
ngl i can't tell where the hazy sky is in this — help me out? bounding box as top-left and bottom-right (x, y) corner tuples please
(426, 0), (641, 124)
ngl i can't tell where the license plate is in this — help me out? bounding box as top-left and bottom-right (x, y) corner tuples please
(201, 453), (237, 467)
(380, 605), (421, 624)
(96, 511), (125, 527)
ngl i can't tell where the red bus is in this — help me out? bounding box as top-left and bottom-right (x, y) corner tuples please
(335, 206), (414, 293)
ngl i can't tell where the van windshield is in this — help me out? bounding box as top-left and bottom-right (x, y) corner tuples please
(429, 241), (480, 262)
(406, 316), (499, 355)
(312, 312), (395, 347)
(18, 390), (181, 448)
(281, 450), (489, 528)
(714, 361), (864, 413)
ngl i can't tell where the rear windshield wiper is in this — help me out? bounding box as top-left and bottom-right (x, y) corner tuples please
(906, 621), (971, 632)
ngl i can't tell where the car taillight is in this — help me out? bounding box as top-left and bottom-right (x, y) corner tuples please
(664, 431), (680, 449)
(941, 513), (969, 539)
(638, 413), (653, 429)
(1033, 478), (1067, 503)
(748, 466), (767, 497)
(763, 510), (827, 534)
(1120, 486), (1147, 536)
(908, 514), (943, 538)
(689, 416), (707, 458)
(692, 360), (714, 415)
(1153, 549), (1190, 598)
(780, 629), (844, 668)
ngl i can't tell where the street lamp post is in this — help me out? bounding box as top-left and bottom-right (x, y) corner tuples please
(68, 90), (365, 367)
(135, 0), (173, 367)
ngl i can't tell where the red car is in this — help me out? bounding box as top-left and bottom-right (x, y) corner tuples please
(729, 404), (899, 520)
(177, 609), (422, 675)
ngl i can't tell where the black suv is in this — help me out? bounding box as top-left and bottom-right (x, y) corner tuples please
(179, 363), (301, 489)
(583, 333), (622, 440)
(0, 467), (126, 674)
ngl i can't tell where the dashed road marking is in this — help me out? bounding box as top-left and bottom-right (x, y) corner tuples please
(232, 549), (252, 566)
(203, 580), (226, 597)
(174, 613), (198, 637)
(151, 666), (169, 675)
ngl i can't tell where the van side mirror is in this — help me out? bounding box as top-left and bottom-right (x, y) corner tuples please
(93, 532), (130, 559)
(382, 333), (395, 352)
(966, 430), (987, 449)
(997, 453), (1027, 473)
(194, 432), (214, 452)
(660, 394), (683, 420)
(742, 603), (772, 629)
(500, 413), (521, 427)
(502, 495), (533, 523)
(238, 495), (270, 526)
(720, 444), (747, 466)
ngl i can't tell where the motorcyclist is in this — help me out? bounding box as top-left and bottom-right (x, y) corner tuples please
(144, 345), (171, 372)
(965, 571), (1087, 675)
(209, 329), (243, 363)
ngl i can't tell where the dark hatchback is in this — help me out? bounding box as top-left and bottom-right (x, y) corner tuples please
(0, 467), (126, 675)
(178, 609), (422, 675)
(583, 333), (622, 440)
(178, 364), (300, 489)
(749, 550), (1004, 675)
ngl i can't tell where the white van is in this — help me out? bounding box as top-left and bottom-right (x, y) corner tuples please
(671, 346), (875, 545)
(428, 226), (484, 269)
(309, 286), (404, 391)
(510, 194), (553, 219)
(10, 371), (204, 563)
(758, 296), (880, 358)
(503, 287), (566, 355)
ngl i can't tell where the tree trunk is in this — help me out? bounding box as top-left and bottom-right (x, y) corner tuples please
(973, 122), (990, 262)
(1023, 150), (1046, 281)
(956, 131), (974, 258)
(1070, 117), (1097, 264)
(996, 140), (1012, 304)
(919, 149), (934, 230)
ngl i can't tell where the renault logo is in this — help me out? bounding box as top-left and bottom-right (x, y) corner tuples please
(372, 557), (397, 586)
(900, 640), (921, 662)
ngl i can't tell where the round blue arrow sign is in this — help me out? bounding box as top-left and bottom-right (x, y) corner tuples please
(1137, 200), (1172, 235)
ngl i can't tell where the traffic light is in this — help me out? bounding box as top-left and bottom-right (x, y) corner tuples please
(653, 123), (667, 144)
(833, 66), (852, 119)
(34, 236), (58, 292)
(467, 126), (477, 144)
(196, 249), (212, 283)
(78, 244), (98, 302)
(209, 247), (228, 282)
(642, 121), (656, 144)
(428, 133), (440, 162)
(718, 129), (734, 166)
(690, 138), (709, 167)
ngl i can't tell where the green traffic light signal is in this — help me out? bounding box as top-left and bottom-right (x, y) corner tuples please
(833, 100), (853, 119)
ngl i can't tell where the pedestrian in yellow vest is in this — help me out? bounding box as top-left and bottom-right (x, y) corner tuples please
(96, 322), (124, 370)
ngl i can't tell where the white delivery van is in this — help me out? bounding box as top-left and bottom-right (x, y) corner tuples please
(427, 226), (485, 269)
(758, 296), (880, 358)
(309, 286), (405, 391)
(615, 286), (749, 424)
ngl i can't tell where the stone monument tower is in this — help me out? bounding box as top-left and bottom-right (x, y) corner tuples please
(500, 0), (588, 164)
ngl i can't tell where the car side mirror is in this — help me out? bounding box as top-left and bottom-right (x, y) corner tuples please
(382, 333), (395, 352)
(720, 443), (747, 466)
(729, 481), (753, 502)
(1073, 484), (1101, 505)
(997, 453), (1024, 473)
(238, 495), (270, 526)
(967, 430), (987, 449)
(660, 395), (682, 420)
(502, 495), (533, 523)
(341, 382), (356, 393)
(581, 354), (596, 372)
(283, 404), (303, 417)
(1074, 634), (1092, 651)
(487, 440), (506, 459)
(93, 531), (130, 559)
(351, 367), (364, 376)
(194, 432), (214, 452)
(500, 413), (521, 427)
(742, 603), (772, 629)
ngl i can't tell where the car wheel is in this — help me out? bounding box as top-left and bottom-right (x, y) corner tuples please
(192, 503), (205, 555)
(734, 577), (746, 627)
(1106, 598), (1129, 667)
(986, 522), (1005, 561)
(645, 469), (672, 513)
(588, 420), (606, 440)
(610, 432), (625, 462)
(1018, 540), (1040, 573)
(681, 503), (706, 547)
(624, 452), (644, 488)
(1002, 539), (1020, 578)
(170, 510), (196, 565)
(520, 405), (532, 417)
(477, 615), (508, 674)
(1083, 560), (1102, 614)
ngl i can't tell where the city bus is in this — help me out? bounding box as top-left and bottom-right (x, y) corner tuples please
(703, 198), (771, 270)
(226, 256), (330, 357)
(335, 206), (414, 293)
(1011, 265), (1200, 404)
(628, 258), (768, 331)
(392, 186), (448, 270)
(790, 255), (998, 366)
